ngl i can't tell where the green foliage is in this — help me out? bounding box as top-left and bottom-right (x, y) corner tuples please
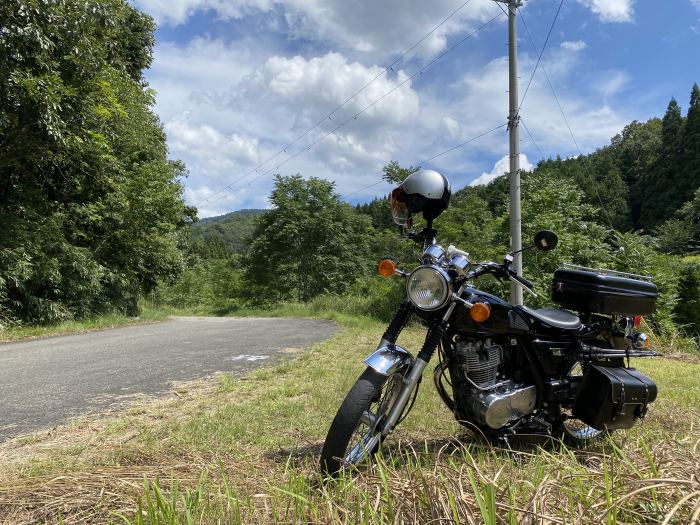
(190, 209), (266, 254)
(381, 160), (419, 184)
(0, 0), (191, 324)
(639, 98), (686, 227)
(242, 175), (373, 303)
(608, 232), (681, 336)
(674, 258), (700, 335)
(155, 257), (242, 312)
(356, 196), (394, 231)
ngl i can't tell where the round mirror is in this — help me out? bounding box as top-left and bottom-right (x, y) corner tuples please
(534, 230), (558, 251)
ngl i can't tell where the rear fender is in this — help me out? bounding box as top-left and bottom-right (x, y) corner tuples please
(364, 344), (414, 376)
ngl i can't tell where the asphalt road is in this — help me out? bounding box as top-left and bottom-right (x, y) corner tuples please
(0, 316), (337, 442)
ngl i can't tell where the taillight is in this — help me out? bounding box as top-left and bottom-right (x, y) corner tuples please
(633, 315), (642, 328)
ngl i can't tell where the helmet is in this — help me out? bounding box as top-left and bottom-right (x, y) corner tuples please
(391, 169), (451, 226)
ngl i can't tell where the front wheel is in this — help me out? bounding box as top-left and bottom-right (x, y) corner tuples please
(320, 368), (404, 477)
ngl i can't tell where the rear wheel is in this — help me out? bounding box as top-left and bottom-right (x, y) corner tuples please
(320, 368), (404, 477)
(558, 361), (606, 444)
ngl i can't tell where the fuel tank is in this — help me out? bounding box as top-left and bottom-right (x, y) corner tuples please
(452, 289), (530, 335)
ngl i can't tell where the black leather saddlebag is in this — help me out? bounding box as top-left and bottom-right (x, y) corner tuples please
(573, 365), (657, 430)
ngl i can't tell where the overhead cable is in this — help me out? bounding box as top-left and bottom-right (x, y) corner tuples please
(517, 0), (565, 112)
(203, 9), (505, 206)
(195, 0), (480, 206)
(518, 8), (615, 229)
(341, 121), (507, 199)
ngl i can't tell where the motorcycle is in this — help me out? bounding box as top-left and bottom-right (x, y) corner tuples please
(320, 170), (659, 476)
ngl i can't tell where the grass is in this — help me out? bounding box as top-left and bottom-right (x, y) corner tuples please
(0, 315), (699, 524)
(0, 306), (172, 343)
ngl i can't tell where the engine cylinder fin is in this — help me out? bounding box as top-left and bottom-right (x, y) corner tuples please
(455, 339), (503, 388)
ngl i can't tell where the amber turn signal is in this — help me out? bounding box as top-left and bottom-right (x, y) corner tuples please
(378, 259), (397, 277)
(470, 302), (491, 323)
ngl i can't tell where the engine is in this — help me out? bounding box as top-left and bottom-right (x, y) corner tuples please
(452, 338), (537, 429)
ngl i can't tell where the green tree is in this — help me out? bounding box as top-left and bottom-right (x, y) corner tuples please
(680, 84), (700, 209)
(242, 175), (373, 302)
(0, 0), (191, 323)
(640, 98), (685, 228)
(610, 119), (663, 228)
(381, 160), (419, 184)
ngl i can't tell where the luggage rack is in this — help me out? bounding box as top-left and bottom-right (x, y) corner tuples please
(562, 264), (653, 283)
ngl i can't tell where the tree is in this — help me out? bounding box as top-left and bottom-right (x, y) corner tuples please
(610, 119), (662, 228)
(640, 98), (685, 228)
(0, 0), (192, 323)
(381, 160), (419, 184)
(680, 84), (700, 211)
(242, 175), (373, 302)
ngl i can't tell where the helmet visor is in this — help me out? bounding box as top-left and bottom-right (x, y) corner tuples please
(391, 188), (413, 227)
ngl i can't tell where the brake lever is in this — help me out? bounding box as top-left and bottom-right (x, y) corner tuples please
(507, 275), (539, 298)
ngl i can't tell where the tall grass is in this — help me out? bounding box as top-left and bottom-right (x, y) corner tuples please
(109, 436), (700, 525)
(2, 318), (699, 524)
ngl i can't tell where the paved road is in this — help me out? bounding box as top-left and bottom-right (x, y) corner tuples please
(0, 316), (337, 442)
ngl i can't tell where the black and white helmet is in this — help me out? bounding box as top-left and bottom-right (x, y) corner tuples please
(391, 169), (451, 226)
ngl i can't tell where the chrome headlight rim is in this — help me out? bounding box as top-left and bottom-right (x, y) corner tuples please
(406, 265), (451, 311)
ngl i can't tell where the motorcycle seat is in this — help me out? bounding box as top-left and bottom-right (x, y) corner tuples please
(515, 305), (582, 331)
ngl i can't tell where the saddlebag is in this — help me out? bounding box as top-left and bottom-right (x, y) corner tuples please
(551, 269), (658, 315)
(573, 365), (657, 430)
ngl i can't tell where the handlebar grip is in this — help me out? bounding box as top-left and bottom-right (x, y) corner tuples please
(509, 270), (533, 289)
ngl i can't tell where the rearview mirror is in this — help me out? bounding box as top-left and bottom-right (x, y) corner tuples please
(534, 230), (558, 251)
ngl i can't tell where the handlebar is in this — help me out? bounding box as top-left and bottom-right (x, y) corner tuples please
(467, 262), (538, 297)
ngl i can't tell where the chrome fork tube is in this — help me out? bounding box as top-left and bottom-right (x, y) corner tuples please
(380, 357), (429, 435)
(380, 285), (467, 436)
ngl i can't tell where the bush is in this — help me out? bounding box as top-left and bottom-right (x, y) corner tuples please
(674, 258), (700, 335)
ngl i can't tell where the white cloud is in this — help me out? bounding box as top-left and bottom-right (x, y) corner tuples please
(594, 71), (630, 97)
(560, 40), (587, 51)
(137, 0), (501, 62)
(165, 113), (260, 169)
(146, 40), (429, 214)
(470, 154), (533, 187)
(575, 0), (635, 23)
(443, 48), (629, 161)
(139, 5), (636, 215)
(238, 52), (420, 129)
(691, 0), (700, 11)
(136, 0), (273, 25)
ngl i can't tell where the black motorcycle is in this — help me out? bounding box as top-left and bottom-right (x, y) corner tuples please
(320, 170), (658, 476)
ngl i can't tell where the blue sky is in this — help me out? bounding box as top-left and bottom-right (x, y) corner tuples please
(133, 0), (700, 217)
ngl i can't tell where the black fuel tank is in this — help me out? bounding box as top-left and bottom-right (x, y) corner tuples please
(452, 290), (528, 335)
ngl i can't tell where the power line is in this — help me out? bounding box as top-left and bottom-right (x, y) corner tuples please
(203, 9), (505, 206)
(521, 117), (545, 160)
(342, 180), (385, 199)
(417, 122), (507, 165)
(195, 0), (480, 207)
(518, 8), (615, 229)
(518, 0), (565, 112)
(341, 121), (507, 199)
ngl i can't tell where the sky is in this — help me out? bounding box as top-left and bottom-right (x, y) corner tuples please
(132, 0), (700, 217)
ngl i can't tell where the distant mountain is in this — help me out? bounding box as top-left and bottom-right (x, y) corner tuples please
(191, 209), (266, 253)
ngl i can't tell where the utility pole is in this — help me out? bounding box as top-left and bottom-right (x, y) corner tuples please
(495, 0), (523, 305)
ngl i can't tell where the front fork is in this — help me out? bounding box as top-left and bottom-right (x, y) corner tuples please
(364, 298), (461, 437)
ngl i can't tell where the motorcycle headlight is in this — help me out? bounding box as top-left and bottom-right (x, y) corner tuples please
(407, 266), (451, 311)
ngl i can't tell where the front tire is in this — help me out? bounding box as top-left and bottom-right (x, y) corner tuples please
(320, 368), (403, 476)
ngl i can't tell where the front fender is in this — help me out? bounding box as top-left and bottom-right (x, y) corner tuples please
(364, 344), (414, 376)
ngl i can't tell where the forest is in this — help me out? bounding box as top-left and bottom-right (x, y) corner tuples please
(1, 0), (699, 353)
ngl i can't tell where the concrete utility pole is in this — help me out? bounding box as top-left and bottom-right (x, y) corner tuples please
(495, 0), (524, 305)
